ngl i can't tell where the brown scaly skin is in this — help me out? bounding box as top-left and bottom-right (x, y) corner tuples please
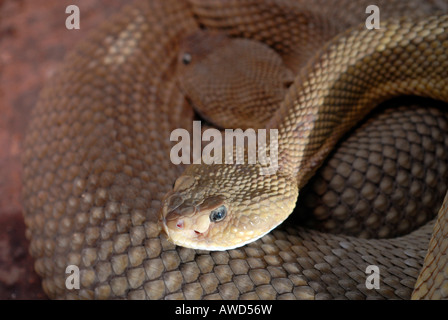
(160, 162), (298, 250)
(22, 0), (448, 299)
(176, 30), (293, 129)
(298, 101), (448, 239)
(161, 13), (448, 298)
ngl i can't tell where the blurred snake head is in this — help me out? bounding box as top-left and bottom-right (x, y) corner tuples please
(158, 163), (298, 251)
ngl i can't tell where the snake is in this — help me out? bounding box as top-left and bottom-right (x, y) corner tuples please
(22, 0), (448, 299)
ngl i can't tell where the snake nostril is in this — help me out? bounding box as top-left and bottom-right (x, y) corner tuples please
(194, 230), (201, 235)
(176, 220), (184, 229)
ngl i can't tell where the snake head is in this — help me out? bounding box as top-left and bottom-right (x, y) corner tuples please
(158, 163), (298, 251)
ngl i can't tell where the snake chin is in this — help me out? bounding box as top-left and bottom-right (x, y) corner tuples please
(163, 227), (282, 252)
(160, 194), (284, 251)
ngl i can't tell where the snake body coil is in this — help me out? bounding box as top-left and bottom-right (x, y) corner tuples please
(22, 0), (448, 299)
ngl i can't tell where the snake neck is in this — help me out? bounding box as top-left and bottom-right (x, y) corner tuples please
(270, 15), (448, 187)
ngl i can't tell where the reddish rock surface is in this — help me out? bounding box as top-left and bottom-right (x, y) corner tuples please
(0, 0), (130, 299)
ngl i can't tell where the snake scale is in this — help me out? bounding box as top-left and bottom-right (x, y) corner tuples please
(22, 0), (448, 299)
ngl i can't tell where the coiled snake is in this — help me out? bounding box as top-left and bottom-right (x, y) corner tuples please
(22, 0), (448, 299)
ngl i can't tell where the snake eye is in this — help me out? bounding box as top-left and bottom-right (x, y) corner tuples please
(210, 205), (227, 222)
(182, 53), (192, 65)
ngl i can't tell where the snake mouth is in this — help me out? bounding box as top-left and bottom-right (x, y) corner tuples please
(161, 217), (211, 248)
(160, 201), (212, 241)
(163, 215), (210, 237)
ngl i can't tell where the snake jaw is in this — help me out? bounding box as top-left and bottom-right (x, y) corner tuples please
(159, 189), (214, 245)
(161, 209), (213, 247)
(163, 208), (210, 233)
